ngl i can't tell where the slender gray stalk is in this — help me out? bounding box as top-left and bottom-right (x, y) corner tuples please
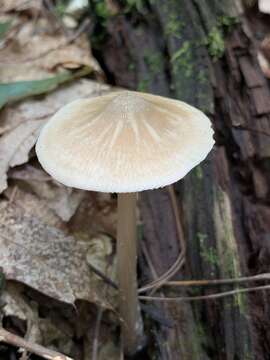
(117, 193), (144, 356)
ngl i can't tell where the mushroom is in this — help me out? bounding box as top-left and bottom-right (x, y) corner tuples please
(259, 0), (270, 14)
(36, 90), (214, 356)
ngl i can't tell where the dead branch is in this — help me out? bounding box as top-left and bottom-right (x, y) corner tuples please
(138, 185), (186, 294)
(139, 284), (270, 302)
(164, 273), (270, 287)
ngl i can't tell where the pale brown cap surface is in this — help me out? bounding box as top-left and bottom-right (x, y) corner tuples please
(36, 91), (214, 192)
(259, 0), (270, 14)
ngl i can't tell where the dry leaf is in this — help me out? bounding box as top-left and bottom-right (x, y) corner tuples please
(0, 119), (45, 193)
(0, 0), (42, 13)
(0, 79), (111, 193)
(69, 191), (117, 239)
(10, 166), (85, 222)
(0, 18), (100, 82)
(0, 0), (107, 193)
(0, 1), (100, 82)
(4, 185), (63, 228)
(44, 186), (84, 222)
(86, 234), (117, 283)
(0, 79), (110, 134)
(0, 200), (117, 308)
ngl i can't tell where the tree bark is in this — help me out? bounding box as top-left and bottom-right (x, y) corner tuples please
(90, 0), (270, 358)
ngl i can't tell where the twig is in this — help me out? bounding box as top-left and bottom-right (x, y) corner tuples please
(91, 308), (104, 360)
(140, 244), (174, 327)
(89, 258), (270, 295)
(149, 185), (185, 293)
(0, 327), (73, 360)
(139, 284), (270, 302)
(140, 241), (159, 280)
(139, 185), (186, 293)
(139, 232), (173, 358)
(164, 273), (270, 287)
(138, 255), (184, 293)
(88, 263), (118, 289)
(168, 185), (185, 252)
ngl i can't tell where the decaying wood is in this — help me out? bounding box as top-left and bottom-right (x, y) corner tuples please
(89, 0), (270, 358)
(139, 284), (270, 302)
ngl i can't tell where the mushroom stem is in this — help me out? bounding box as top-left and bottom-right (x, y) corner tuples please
(117, 192), (144, 356)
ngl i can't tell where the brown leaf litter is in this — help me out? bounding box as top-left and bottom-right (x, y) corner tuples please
(0, 199), (117, 308)
(0, 79), (111, 193)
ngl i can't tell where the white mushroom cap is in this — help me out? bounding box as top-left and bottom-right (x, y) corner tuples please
(36, 91), (214, 193)
(259, 0), (270, 14)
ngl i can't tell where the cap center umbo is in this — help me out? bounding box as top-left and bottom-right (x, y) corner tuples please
(106, 91), (150, 122)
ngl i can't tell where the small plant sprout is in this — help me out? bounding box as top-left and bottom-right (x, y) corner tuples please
(36, 90), (214, 356)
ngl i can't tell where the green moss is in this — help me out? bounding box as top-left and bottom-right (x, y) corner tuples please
(195, 166), (203, 180)
(0, 21), (12, 40)
(128, 62), (135, 71)
(196, 322), (207, 342)
(137, 223), (144, 242)
(198, 232), (219, 268)
(214, 187), (250, 318)
(171, 41), (190, 62)
(197, 69), (208, 85)
(206, 26), (225, 60)
(171, 41), (193, 78)
(188, 287), (201, 296)
(218, 15), (239, 29)
(243, 353), (254, 360)
(164, 14), (183, 38)
(202, 246), (219, 267)
(204, 16), (238, 60)
(137, 79), (150, 92)
(144, 51), (163, 75)
(197, 232), (208, 243)
(138, 50), (163, 91)
(95, 1), (112, 19)
(125, 0), (145, 13)
(191, 321), (210, 358)
(222, 242), (239, 280)
(55, 1), (67, 16)
(236, 292), (248, 315)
